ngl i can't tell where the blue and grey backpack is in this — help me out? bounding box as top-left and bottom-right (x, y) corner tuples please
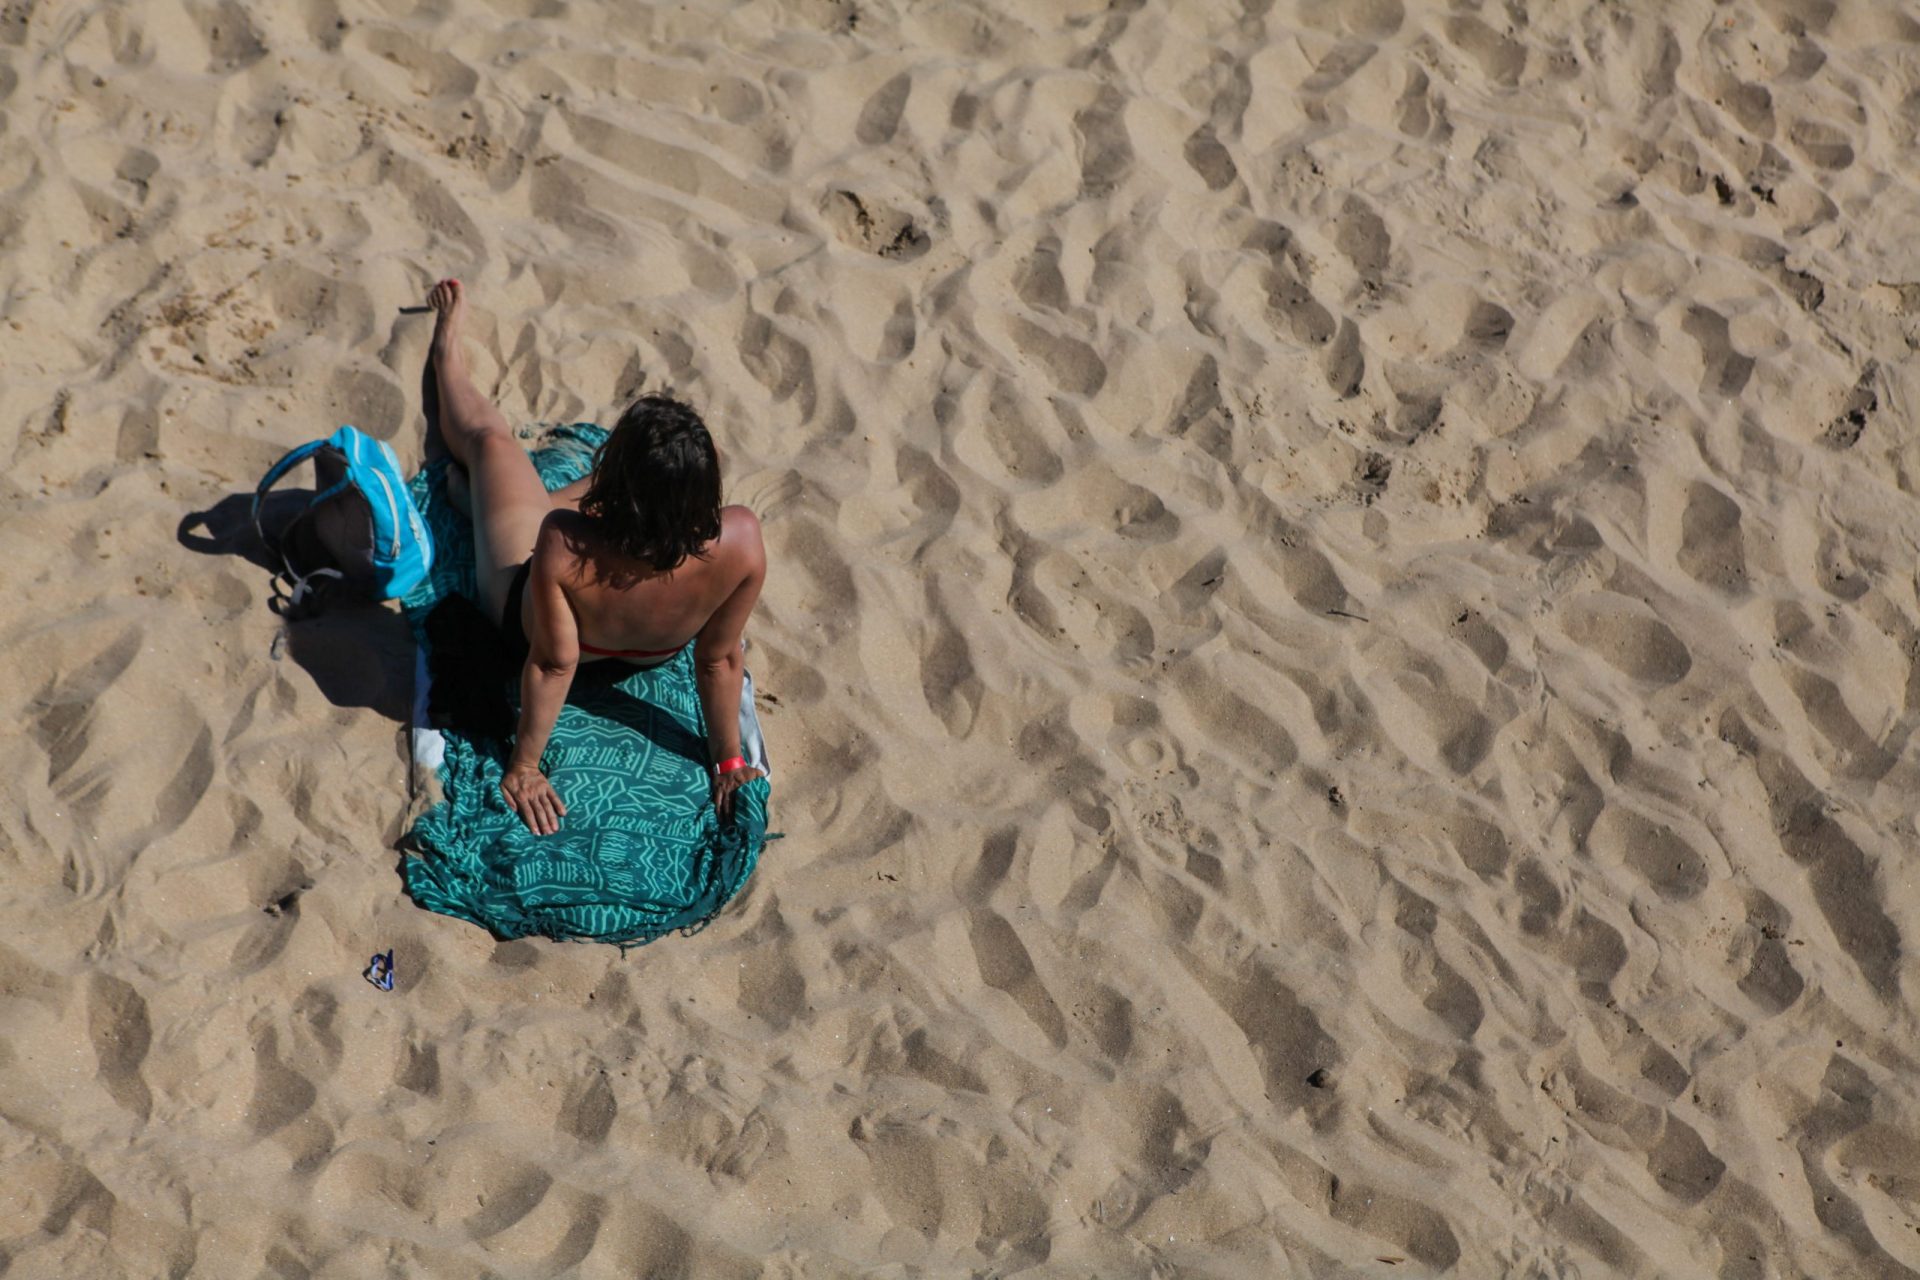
(253, 425), (434, 609)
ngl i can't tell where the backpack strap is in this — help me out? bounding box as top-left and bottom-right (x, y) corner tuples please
(268, 504), (344, 611)
(251, 439), (329, 541)
(284, 565), (345, 610)
(253, 439), (345, 612)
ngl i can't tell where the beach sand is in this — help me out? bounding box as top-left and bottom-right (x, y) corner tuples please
(4, 0), (1920, 1274)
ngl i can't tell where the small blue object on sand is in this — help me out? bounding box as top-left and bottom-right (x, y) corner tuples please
(364, 950), (395, 991)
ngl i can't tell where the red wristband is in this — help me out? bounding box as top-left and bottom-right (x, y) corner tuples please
(713, 756), (747, 776)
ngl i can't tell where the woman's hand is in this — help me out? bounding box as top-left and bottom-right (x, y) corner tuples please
(711, 764), (765, 821)
(502, 763), (567, 835)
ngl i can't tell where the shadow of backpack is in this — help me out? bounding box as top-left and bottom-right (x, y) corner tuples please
(253, 426), (434, 616)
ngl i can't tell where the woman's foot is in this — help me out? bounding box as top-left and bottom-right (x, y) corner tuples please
(425, 276), (507, 475)
(424, 278), (471, 472)
(428, 277), (468, 372)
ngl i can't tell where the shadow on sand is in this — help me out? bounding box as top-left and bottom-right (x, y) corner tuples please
(178, 491), (416, 723)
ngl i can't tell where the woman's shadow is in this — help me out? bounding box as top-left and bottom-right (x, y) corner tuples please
(416, 595), (706, 770)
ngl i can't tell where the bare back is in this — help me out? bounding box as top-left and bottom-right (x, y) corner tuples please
(522, 503), (764, 666)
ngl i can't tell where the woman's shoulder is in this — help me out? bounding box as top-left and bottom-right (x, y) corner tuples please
(535, 507), (596, 555)
(719, 505), (764, 555)
(710, 507), (764, 590)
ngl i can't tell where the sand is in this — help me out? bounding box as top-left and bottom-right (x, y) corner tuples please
(4, 0), (1920, 1275)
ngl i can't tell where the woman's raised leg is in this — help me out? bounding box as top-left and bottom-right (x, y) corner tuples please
(428, 279), (553, 627)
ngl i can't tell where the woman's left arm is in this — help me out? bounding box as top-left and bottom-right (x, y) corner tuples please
(503, 516), (581, 835)
(694, 508), (766, 819)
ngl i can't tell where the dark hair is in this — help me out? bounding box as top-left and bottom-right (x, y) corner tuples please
(578, 395), (722, 571)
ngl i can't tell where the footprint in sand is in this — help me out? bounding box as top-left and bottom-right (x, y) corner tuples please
(822, 190), (930, 260)
(1681, 305), (1755, 399)
(1587, 804), (1709, 901)
(1444, 14), (1526, 87)
(856, 71), (912, 146)
(87, 974), (152, 1120)
(195, 0), (267, 70)
(1676, 481), (1749, 593)
(1558, 591), (1692, 684)
(1730, 889), (1806, 1014)
(243, 1025), (318, 1138)
(738, 309), (817, 420)
(1182, 124), (1238, 190)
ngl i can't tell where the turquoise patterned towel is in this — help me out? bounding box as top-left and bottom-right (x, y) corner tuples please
(399, 424), (769, 946)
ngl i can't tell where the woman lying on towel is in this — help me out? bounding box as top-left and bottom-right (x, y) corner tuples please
(425, 278), (766, 834)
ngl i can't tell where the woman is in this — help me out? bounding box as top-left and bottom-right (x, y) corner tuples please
(426, 278), (766, 835)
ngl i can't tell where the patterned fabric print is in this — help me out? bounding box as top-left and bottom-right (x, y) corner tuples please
(399, 424), (769, 946)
